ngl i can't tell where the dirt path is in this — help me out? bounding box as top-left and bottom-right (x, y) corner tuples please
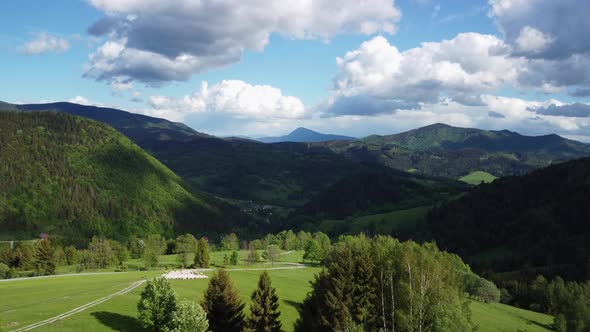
(9, 280), (145, 332)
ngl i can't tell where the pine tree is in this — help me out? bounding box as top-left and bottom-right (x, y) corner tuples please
(202, 270), (246, 332)
(303, 239), (321, 262)
(249, 271), (282, 332)
(34, 239), (56, 276)
(194, 238), (210, 268)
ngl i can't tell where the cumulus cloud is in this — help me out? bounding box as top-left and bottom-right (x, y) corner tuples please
(19, 32), (70, 55)
(328, 33), (522, 115)
(68, 96), (91, 105)
(489, 0), (590, 93)
(489, 0), (590, 59)
(85, 0), (401, 85)
(144, 80), (306, 122)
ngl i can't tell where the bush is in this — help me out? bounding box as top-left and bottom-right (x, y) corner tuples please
(169, 300), (209, 332)
(0, 263), (10, 279)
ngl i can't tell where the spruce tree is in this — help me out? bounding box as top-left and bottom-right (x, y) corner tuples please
(34, 239), (56, 276)
(249, 271), (282, 332)
(194, 238), (210, 268)
(202, 270), (245, 332)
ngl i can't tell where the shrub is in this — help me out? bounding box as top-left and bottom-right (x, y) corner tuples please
(169, 300), (209, 332)
(0, 263), (9, 279)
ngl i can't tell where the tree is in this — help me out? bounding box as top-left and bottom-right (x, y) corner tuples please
(263, 245), (280, 267)
(249, 271), (281, 332)
(144, 235), (166, 269)
(296, 235), (473, 332)
(170, 300), (209, 332)
(230, 250), (239, 266)
(279, 230), (297, 250)
(138, 277), (177, 332)
(247, 243), (260, 265)
(128, 236), (145, 259)
(296, 231), (312, 251)
(64, 245), (79, 265)
(194, 237), (210, 268)
(202, 270), (246, 332)
(176, 234), (198, 268)
(34, 239), (56, 275)
(314, 232), (331, 260)
(87, 237), (115, 269)
(110, 240), (130, 266)
(221, 233), (240, 251)
(303, 239), (320, 263)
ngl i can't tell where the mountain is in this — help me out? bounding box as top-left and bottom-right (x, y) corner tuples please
(258, 127), (356, 143)
(319, 123), (590, 179)
(427, 156), (590, 280)
(1, 101), (210, 145)
(0, 111), (247, 244)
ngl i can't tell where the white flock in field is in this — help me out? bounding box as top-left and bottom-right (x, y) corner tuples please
(162, 269), (209, 280)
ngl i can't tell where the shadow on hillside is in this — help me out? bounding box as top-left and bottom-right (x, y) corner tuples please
(92, 311), (148, 332)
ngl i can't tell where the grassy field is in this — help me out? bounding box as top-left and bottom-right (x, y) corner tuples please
(459, 170), (497, 185)
(0, 268), (319, 332)
(471, 301), (553, 332)
(1, 251), (554, 332)
(317, 206), (430, 236)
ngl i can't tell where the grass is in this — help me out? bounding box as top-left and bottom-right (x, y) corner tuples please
(0, 252), (554, 332)
(470, 301), (553, 332)
(0, 267), (320, 332)
(317, 206), (429, 235)
(459, 171), (497, 185)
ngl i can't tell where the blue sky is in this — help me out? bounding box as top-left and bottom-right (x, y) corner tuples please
(1, 0), (590, 140)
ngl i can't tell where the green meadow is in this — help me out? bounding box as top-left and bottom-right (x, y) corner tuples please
(0, 251), (554, 332)
(459, 170), (497, 185)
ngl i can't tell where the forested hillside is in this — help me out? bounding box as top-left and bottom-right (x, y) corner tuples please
(428, 157), (590, 280)
(0, 111), (246, 244)
(319, 123), (590, 179)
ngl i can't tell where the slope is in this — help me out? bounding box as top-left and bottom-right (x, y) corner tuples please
(427, 157), (590, 280)
(0, 111), (245, 244)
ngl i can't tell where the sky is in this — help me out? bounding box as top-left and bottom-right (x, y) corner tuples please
(1, 0), (590, 140)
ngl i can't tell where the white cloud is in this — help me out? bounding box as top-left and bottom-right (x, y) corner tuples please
(514, 26), (553, 53)
(19, 32), (70, 55)
(68, 96), (91, 105)
(144, 80), (306, 122)
(85, 0), (401, 84)
(327, 33), (522, 116)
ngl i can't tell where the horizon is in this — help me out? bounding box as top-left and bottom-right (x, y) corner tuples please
(1, 1), (590, 141)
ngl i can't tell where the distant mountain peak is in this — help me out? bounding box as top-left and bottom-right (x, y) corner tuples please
(258, 127), (356, 143)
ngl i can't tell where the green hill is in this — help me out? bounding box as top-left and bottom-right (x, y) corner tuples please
(319, 123), (590, 179)
(428, 157), (590, 280)
(0, 111), (246, 244)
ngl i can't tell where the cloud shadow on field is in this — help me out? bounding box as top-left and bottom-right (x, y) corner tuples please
(92, 311), (148, 332)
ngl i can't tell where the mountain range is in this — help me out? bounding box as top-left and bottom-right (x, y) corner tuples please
(258, 127), (356, 143)
(5, 101), (590, 208)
